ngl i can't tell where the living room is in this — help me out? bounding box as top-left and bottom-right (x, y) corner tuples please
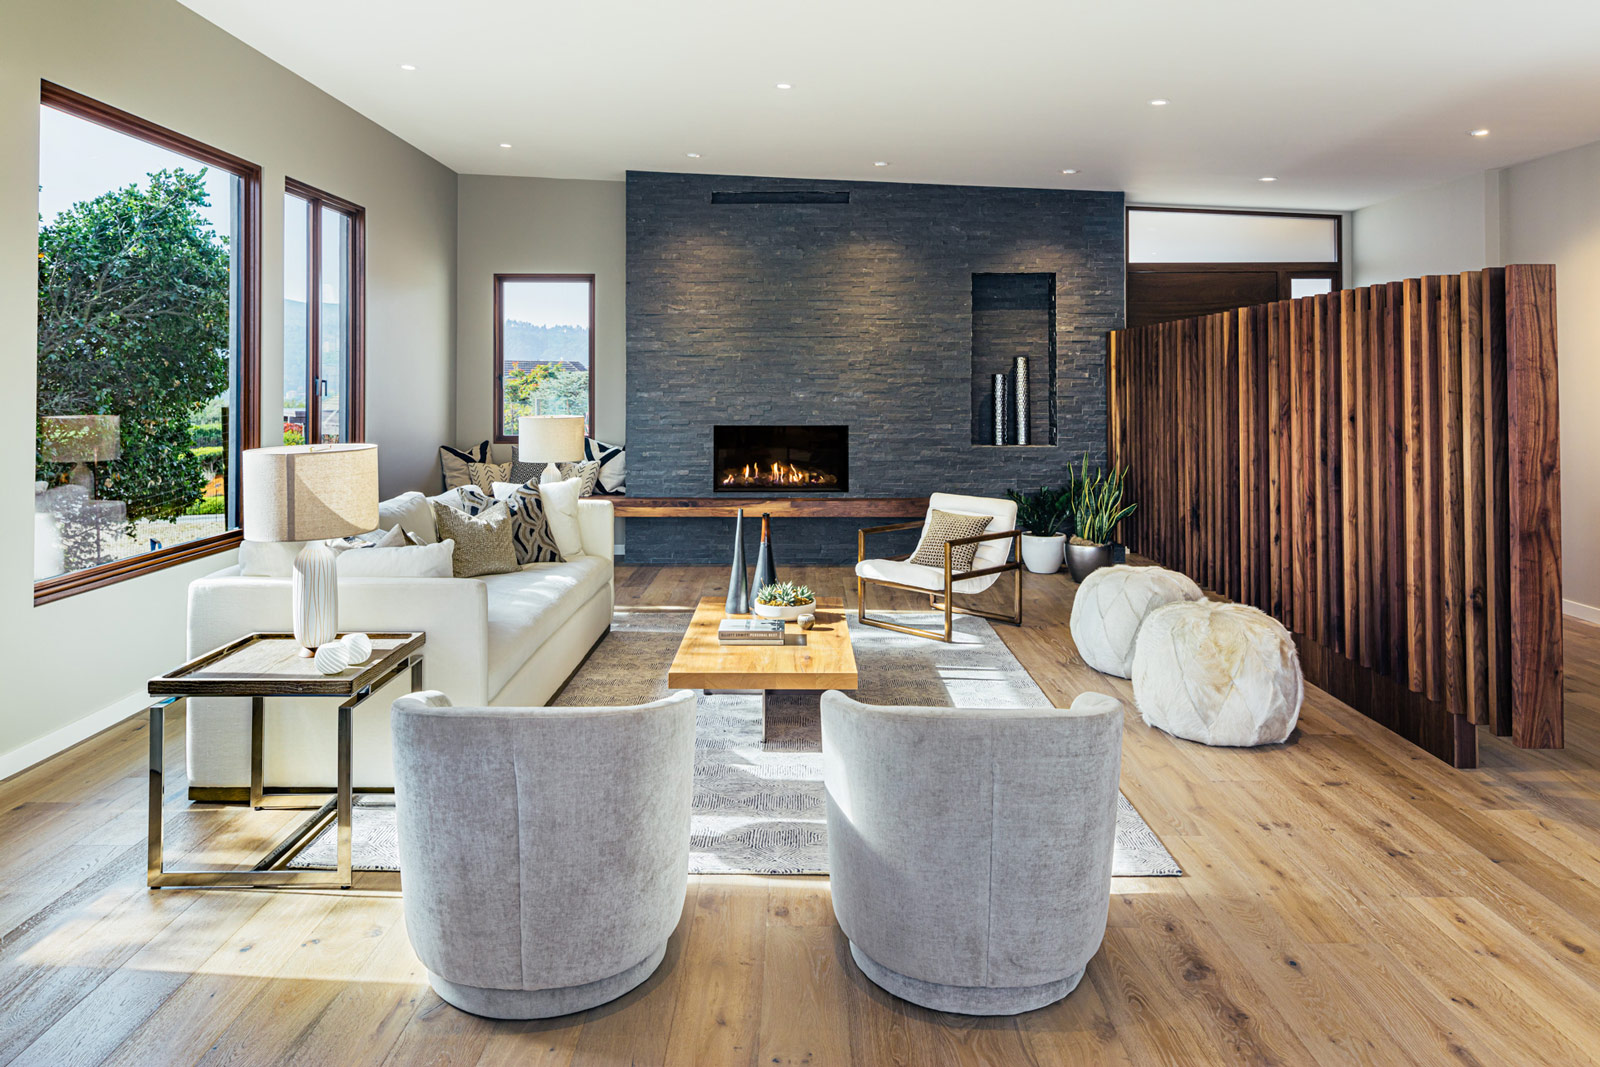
(4, 0), (1599, 1063)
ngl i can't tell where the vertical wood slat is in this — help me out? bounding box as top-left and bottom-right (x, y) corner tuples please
(1504, 264), (1564, 749)
(1104, 264), (1559, 766)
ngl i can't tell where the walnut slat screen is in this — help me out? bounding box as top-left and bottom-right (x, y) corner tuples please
(1106, 265), (1562, 768)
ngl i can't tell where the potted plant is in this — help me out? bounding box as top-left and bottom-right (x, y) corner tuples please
(752, 581), (817, 621)
(1066, 457), (1137, 582)
(1005, 486), (1073, 574)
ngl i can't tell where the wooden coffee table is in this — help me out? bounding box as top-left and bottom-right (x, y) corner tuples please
(668, 596), (858, 740)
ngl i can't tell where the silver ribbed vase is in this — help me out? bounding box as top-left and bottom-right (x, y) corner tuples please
(1013, 355), (1030, 445)
(992, 373), (1008, 446)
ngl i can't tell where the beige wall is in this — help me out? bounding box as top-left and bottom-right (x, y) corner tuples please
(0, 0), (457, 774)
(455, 175), (627, 448)
(1352, 156), (1595, 616)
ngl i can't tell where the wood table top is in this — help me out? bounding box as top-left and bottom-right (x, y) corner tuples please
(667, 597), (858, 692)
(149, 632), (424, 698)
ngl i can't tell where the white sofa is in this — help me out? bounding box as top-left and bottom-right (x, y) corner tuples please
(184, 492), (615, 796)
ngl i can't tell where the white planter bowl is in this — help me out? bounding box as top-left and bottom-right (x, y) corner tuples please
(752, 601), (814, 622)
(1021, 533), (1067, 574)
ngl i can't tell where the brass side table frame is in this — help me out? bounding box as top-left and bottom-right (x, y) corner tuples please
(146, 631), (424, 890)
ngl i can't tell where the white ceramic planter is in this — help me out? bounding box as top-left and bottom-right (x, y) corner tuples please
(752, 601), (814, 622)
(1020, 533), (1067, 574)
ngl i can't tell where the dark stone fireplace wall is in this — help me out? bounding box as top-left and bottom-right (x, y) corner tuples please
(625, 171), (1125, 563)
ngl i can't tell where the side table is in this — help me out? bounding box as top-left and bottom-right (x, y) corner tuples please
(146, 631), (424, 889)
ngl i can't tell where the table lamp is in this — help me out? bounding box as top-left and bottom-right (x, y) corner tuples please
(518, 415), (585, 482)
(39, 414), (121, 490)
(243, 444), (379, 655)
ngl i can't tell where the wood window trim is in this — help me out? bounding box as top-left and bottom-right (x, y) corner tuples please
(1125, 205), (1346, 289)
(34, 81), (261, 606)
(285, 177), (367, 444)
(492, 273), (597, 445)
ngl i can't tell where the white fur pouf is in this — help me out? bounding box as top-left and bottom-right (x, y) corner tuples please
(1131, 600), (1304, 747)
(1069, 565), (1204, 678)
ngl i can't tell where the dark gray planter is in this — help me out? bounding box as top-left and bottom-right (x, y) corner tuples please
(1066, 542), (1113, 583)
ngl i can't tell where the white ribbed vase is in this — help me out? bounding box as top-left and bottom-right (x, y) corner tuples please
(292, 540), (339, 655)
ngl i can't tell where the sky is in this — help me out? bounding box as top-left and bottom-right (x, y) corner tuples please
(501, 279), (590, 327)
(38, 105), (236, 237)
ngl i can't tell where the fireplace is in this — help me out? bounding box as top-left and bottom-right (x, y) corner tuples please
(714, 425), (848, 493)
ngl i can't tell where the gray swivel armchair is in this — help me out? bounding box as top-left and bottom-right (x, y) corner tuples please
(821, 689), (1124, 1015)
(391, 689), (697, 1019)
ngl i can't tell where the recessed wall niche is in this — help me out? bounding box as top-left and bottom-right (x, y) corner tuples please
(970, 272), (1057, 446)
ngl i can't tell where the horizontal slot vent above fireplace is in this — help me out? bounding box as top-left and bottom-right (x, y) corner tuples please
(710, 190), (851, 205)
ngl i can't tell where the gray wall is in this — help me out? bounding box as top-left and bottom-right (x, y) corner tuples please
(624, 172), (1124, 563)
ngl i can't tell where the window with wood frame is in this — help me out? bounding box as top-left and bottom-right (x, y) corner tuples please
(34, 82), (260, 606)
(1124, 207), (1342, 329)
(493, 274), (595, 442)
(283, 180), (365, 445)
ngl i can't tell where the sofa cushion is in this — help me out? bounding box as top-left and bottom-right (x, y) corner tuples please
(855, 557), (1003, 597)
(337, 539), (455, 578)
(480, 556), (613, 696)
(379, 491), (439, 544)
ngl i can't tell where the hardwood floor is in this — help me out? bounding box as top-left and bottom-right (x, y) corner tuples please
(4, 565), (1600, 1065)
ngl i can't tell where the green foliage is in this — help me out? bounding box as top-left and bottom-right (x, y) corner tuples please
(1068, 456), (1137, 544)
(185, 495), (226, 515)
(1007, 485), (1073, 536)
(190, 422), (225, 448)
(37, 168), (231, 524)
(502, 365), (590, 434)
(754, 582), (815, 607)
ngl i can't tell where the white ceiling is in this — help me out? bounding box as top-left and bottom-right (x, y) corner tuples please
(179, 0), (1600, 210)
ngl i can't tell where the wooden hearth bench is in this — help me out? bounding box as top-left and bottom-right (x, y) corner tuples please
(610, 497), (928, 518)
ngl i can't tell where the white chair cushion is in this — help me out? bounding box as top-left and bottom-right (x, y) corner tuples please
(480, 556), (612, 695)
(1069, 565), (1203, 678)
(1130, 600), (1304, 747)
(855, 557), (1002, 596)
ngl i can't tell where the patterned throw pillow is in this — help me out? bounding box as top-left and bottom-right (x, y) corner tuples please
(908, 509), (995, 572)
(439, 440), (491, 492)
(431, 497), (517, 577)
(584, 437), (626, 495)
(509, 460), (548, 485)
(465, 460), (512, 493)
(455, 485), (562, 564)
(555, 459), (601, 497)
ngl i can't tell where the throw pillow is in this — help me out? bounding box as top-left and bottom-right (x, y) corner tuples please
(461, 484), (562, 564)
(439, 440), (491, 492)
(584, 437), (626, 495)
(538, 477), (585, 559)
(337, 539), (455, 578)
(556, 459), (601, 497)
(909, 509), (995, 572)
(509, 460), (548, 485)
(354, 525), (408, 548)
(237, 537), (367, 578)
(431, 499), (517, 577)
(464, 460), (512, 493)
(376, 491), (438, 543)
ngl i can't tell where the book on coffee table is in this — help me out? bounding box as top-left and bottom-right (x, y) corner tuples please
(717, 617), (785, 645)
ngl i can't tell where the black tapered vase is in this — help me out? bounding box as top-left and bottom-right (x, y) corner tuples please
(725, 508), (749, 614)
(751, 513), (778, 596)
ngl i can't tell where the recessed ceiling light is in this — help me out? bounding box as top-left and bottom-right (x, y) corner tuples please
(873, 161), (890, 167)
(1061, 168), (1078, 175)
(1258, 175), (1278, 182)
(499, 143), (512, 149)
(1468, 128), (1490, 137)
(776, 83), (793, 90)
(686, 152), (701, 158)
(1149, 98), (1169, 106)
(399, 64), (416, 71)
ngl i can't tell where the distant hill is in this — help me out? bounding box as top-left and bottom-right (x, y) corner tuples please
(503, 321), (589, 369)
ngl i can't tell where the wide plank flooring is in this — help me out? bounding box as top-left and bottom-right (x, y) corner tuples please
(3, 565), (1600, 1065)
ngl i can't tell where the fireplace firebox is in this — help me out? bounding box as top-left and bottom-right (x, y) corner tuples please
(714, 425), (848, 493)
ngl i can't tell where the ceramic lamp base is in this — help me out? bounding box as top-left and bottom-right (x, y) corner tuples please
(292, 540), (339, 654)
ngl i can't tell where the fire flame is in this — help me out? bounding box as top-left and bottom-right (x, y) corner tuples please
(720, 461), (837, 488)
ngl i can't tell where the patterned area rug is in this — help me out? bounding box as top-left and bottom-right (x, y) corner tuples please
(289, 609), (1181, 877)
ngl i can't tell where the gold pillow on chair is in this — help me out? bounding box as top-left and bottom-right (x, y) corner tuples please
(908, 510), (994, 572)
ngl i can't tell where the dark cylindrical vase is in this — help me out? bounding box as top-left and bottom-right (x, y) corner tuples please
(1066, 542), (1114, 583)
(752, 513), (778, 595)
(725, 508), (749, 614)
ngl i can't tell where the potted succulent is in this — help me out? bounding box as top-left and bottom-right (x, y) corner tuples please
(1005, 486), (1073, 574)
(1066, 457), (1137, 582)
(752, 581), (817, 622)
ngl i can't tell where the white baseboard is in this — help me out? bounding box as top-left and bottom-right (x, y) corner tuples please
(1565, 598), (1600, 625)
(0, 690), (148, 783)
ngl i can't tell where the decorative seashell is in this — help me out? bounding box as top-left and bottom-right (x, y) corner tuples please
(313, 641), (351, 675)
(340, 632), (373, 665)
(797, 613), (816, 631)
